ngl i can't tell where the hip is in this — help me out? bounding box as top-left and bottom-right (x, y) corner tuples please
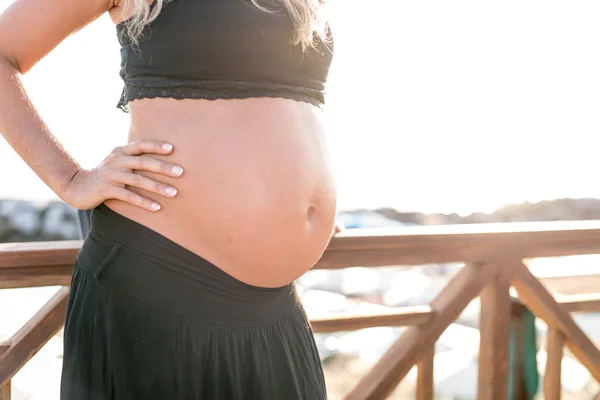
(62, 213), (327, 398)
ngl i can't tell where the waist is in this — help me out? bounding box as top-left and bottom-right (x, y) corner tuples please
(78, 204), (302, 326)
(105, 97), (337, 287)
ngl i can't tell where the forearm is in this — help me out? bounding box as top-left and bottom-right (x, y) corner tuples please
(0, 55), (81, 200)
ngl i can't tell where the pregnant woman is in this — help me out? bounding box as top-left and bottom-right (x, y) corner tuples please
(0, 0), (336, 398)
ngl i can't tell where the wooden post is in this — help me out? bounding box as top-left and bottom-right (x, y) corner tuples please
(0, 381), (10, 400)
(416, 347), (434, 400)
(508, 302), (530, 400)
(544, 328), (563, 400)
(0, 342), (9, 400)
(477, 263), (512, 400)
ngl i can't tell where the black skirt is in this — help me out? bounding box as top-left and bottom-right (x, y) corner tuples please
(61, 204), (327, 399)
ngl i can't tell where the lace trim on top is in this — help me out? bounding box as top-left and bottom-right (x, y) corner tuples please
(117, 79), (325, 112)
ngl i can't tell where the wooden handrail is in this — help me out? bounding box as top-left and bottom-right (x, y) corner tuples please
(4, 220), (600, 271)
(311, 306), (433, 333)
(3, 219), (600, 279)
(556, 293), (600, 312)
(0, 241), (80, 269)
(319, 220), (600, 268)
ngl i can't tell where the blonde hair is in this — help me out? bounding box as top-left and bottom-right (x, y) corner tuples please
(122, 0), (327, 50)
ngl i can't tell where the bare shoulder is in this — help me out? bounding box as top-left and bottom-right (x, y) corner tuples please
(0, 0), (117, 73)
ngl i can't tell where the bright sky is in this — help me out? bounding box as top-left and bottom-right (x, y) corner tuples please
(1, 0), (600, 214)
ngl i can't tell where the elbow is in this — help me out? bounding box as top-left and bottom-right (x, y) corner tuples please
(0, 53), (22, 75)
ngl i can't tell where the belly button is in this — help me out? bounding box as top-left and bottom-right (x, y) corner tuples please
(306, 206), (316, 224)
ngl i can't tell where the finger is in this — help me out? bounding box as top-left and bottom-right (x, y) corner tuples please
(117, 156), (184, 177)
(107, 186), (162, 211)
(333, 222), (345, 233)
(111, 171), (178, 198)
(119, 140), (174, 156)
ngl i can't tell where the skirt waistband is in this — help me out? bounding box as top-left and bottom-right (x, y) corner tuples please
(75, 204), (301, 327)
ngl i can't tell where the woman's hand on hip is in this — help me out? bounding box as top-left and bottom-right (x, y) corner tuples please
(61, 140), (184, 211)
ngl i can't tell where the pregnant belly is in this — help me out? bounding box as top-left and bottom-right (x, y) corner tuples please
(104, 98), (337, 287)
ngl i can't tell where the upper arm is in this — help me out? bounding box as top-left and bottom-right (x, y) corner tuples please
(0, 0), (116, 73)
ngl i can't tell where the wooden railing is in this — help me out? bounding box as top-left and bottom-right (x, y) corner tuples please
(3, 221), (600, 399)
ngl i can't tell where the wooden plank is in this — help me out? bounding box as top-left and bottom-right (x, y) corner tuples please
(515, 292), (600, 314)
(416, 347), (434, 400)
(0, 287), (69, 387)
(310, 306), (432, 333)
(0, 343), (9, 355)
(345, 263), (492, 400)
(540, 275), (600, 296)
(3, 219), (600, 275)
(544, 328), (563, 400)
(316, 221), (600, 269)
(0, 241), (80, 269)
(0, 265), (73, 289)
(0, 381), (9, 400)
(557, 293), (600, 313)
(511, 261), (600, 382)
(477, 263), (512, 400)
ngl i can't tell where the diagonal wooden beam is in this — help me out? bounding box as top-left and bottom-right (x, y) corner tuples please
(477, 262), (512, 400)
(345, 263), (493, 400)
(511, 260), (600, 382)
(0, 287), (69, 387)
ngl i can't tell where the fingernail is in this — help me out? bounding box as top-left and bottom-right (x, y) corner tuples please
(150, 202), (161, 211)
(171, 166), (184, 176)
(162, 143), (173, 151)
(165, 187), (177, 197)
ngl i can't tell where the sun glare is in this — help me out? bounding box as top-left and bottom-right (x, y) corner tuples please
(1, 0), (600, 214)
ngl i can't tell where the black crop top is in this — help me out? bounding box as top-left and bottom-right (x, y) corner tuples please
(116, 0), (334, 112)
